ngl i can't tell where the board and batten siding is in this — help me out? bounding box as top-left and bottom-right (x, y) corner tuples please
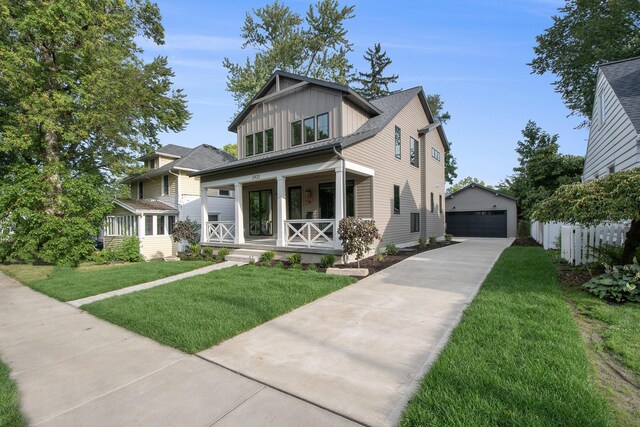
(236, 85), (342, 158)
(342, 99), (369, 136)
(583, 70), (639, 181)
(343, 95), (446, 246)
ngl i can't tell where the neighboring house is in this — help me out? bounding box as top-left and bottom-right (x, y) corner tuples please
(104, 144), (235, 259)
(445, 183), (517, 238)
(583, 56), (640, 182)
(193, 70), (449, 259)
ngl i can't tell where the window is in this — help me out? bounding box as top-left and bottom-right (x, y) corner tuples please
(600, 92), (605, 124)
(245, 134), (254, 156)
(304, 117), (315, 143)
(410, 137), (419, 167)
(608, 164), (615, 174)
(439, 194), (443, 214)
(208, 213), (220, 222)
(162, 175), (169, 196)
(395, 126), (401, 159)
(157, 215), (165, 235)
(317, 113), (329, 140)
(291, 121), (302, 146)
(145, 215), (153, 236)
(432, 147), (441, 161)
(410, 213), (420, 232)
(346, 179), (355, 217)
(430, 192), (434, 213)
(138, 181), (143, 199)
(255, 132), (264, 154)
(393, 185), (400, 214)
(219, 189), (230, 197)
(146, 158), (156, 169)
(265, 128), (274, 152)
(168, 216), (176, 234)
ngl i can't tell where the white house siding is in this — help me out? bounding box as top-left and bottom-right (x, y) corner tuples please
(343, 95), (446, 246)
(583, 71), (639, 181)
(140, 235), (177, 260)
(237, 85), (342, 157)
(423, 130), (446, 239)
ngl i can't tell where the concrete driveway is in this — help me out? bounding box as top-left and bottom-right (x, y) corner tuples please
(198, 238), (513, 426)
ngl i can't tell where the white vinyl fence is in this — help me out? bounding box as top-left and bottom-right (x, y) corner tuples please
(531, 221), (630, 265)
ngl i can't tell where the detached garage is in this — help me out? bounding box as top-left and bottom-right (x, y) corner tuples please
(445, 184), (517, 238)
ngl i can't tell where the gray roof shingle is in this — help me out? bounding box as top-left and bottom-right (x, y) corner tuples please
(600, 56), (640, 132)
(114, 199), (178, 213)
(156, 144), (193, 158)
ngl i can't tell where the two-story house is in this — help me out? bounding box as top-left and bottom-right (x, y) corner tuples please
(583, 56), (640, 182)
(104, 144), (235, 259)
(193, 71), (449, 260)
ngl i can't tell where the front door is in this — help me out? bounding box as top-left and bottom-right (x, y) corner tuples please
(249, 190), (273, 236)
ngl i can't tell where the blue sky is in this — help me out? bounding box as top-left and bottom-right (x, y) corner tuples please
(145, 0), (587, 186)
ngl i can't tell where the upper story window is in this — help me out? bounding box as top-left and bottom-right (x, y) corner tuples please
(138, 181), (143, 199)
(395, 126), (401, 159)
(432, 147), (441, 161)
(291, 121), (302, 146)
(146, 158), (158, 169)
(393, 185), (400, 214)
(162, 175), (169, 196)
(255, 132), (264, 153)
(410, 137), (419, 167)
(245, 134), (254, 156)
(265, 129), (274, 152)
(245, 129), (274, 157)
(304, 117), (315, 143)
(291, 112), (329, 147)
(317, 113), (329, 140)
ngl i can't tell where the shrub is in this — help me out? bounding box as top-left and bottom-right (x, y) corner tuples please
(188, 244), (201, 255)
(171, 219), (201, 246)
(92, 236), (142, 264)
(374, 249), (385, 262)
(261, 250), (275, 263)
(216, 247), (230, 262)
(202, 247), (214, 259)
(320, 253), (337, 268)
(445, 234), (453, 242)
(591, 244), (640, 266)
(338, 217), (380, 267)
(429, 236), (437, 245)
(517, 220), (531, 238)
(582, 262), (640, 303)
(275, 261), (284, 269)
(306, 263), (317, 272)
(288, 253), (302, 265)
(385, 243), (398, 256)
(418, 237), (427, 249)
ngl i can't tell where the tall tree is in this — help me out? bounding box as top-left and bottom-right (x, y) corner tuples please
(530, 0), (640, 123)
(223, 0), (355, 110)
(352, 43), (398, 99)
(447, 177), (492, 194)
(0, 0), (189, 265)
(505, 121), (584, 219)
(426, 95), (457, 184)
(222, 143), (238, 158)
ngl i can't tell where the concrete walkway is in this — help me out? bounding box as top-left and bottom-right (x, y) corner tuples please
(67, 260), (245, 307)
(0, 272), (357, 427)
(198, 238), (513, 427)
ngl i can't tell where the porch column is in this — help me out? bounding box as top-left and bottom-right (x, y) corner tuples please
(334, 166), (345, 249)
(234, 182), (245, 244)
(276, 176), (286, 246)
(137, 215), (144, 239)
(200, 186), (208, 243)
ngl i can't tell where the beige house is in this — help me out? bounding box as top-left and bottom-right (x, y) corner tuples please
(104, 144), (235, 259)
(193, 71), (449, 257)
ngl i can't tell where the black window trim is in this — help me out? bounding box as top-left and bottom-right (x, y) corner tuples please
(410, 137), (419, 167)
(410, 212), (420, 233)
(317, 112), (329, 141)
(303, 116), (316, 144)
(291, 120), (302, 147)
(430, 192), (435, 213)
(393, 185), (400, 214)
(395, 126), (401, 160)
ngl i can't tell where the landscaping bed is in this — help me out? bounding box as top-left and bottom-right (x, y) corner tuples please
(0, 261), (211, 301)
(401, 246), (612, 426)
(0, 359), (24, 427)
(82, 265), (355, 353)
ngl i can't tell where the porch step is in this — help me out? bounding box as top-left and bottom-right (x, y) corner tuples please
(225, 249), (265, 263)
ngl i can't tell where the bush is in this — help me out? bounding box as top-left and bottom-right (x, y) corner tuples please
(306, 263), (317, 272)
(261, 250), (275, 263)
(338, 217), (380, 267)
(517, 220), (531, 238)
(591, 244), (640, 266)
(288, 253), (302, 265)
(92, 236), (143, 264)
(418, 237), (427, 249)
(582, 262), (640, 303)
(202, 247), (214, 260)
(275, 261), (284, 269)
(429, 236), (437, 245)
(188, 244), (201, 256)
(385, 243), (398, 256)
(445, 234), (453, 242)
(216, 247), (230, 262)
(171, 219), (201, 246)
(374, 249), (385, 262)
(320, 253), (337, 268)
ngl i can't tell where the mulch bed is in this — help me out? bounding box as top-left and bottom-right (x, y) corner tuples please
(511, 237), (542, 247)
(555, 262), (593, 287)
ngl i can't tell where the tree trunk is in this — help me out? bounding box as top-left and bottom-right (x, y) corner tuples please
(43, 129), (63, 216)
(621, 219), (640, 264)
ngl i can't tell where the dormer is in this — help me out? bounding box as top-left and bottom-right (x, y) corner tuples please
(137, 144), (192, 169)
(228, 71), (382, 160)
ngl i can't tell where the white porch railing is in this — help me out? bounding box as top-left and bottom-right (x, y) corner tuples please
(207, 221), (236, 243)
(285, 219), (336, 248)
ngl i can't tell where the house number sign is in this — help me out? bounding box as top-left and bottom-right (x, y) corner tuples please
(252, 174), (261, 180)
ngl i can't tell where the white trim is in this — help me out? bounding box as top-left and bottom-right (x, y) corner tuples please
(344, 160), (375, 177)
(201, 159), (341, 188)
(173, 166), (199, 172)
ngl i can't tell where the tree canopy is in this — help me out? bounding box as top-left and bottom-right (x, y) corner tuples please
(222, 0), (355, 110)
(351, 43), (398, 99)
(0, 0), (189, 264)
(533, 169), (640, 263)
(425, 95), (456, 184)
(530, 0), (640, 123)
(222, 143), (238, 158)
(447, 177), (492, 194)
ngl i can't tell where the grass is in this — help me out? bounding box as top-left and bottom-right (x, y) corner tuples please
(0, 261), (211, 301)
(401, 247), (612, 427)
(83, 265), (355, 353)
(0, 359), (24, 427)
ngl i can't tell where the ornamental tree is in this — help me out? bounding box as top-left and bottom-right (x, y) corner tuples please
(532, 169), (640, 263)
(338, 217), (380, 268)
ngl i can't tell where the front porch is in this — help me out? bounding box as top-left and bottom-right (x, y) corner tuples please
(199, 157), (373, 254)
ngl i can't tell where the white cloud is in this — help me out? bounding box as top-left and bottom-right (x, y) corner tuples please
(139, 34), (243, 52)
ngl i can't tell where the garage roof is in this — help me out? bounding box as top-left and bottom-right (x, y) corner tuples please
(446, 183), (517, 201)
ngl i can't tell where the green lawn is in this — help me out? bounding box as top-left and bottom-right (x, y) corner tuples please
(0, 261), (211, 301)
(83, 265), (355, 353)
(0, 359), (24, 427)
(401, 247), (612, 427)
